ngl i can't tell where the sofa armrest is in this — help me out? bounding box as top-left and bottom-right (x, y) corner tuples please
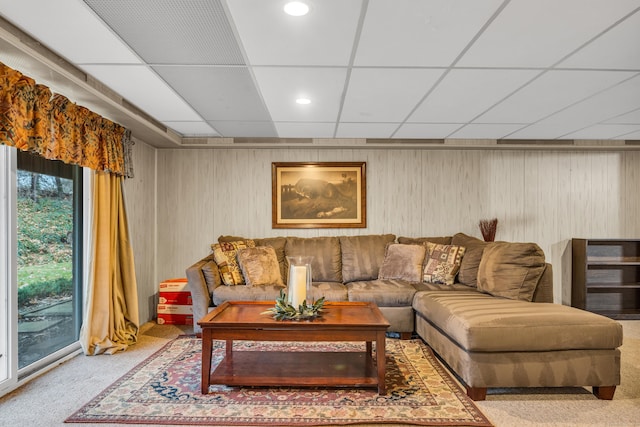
(186, 254), (215, 334)
(532, 263), (553, 303)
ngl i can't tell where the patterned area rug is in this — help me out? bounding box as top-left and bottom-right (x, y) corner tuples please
(66, 337), (493, 426)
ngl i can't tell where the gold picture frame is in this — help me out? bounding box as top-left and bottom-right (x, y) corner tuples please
(272, 162), (366, 229)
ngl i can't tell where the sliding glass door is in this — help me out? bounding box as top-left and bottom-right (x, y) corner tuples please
(0, 147), (83, 395)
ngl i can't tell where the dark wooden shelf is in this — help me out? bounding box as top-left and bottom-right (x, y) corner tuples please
(572, 238), (640, 319)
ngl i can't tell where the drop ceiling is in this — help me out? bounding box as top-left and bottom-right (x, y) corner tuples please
(1, 0), (640, 147)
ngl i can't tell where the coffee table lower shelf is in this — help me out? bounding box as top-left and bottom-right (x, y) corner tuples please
(210, 351), (379, 389)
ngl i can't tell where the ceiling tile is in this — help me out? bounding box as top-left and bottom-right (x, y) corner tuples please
(84, 0), (244, 65)
(0, 0), (141, 64)
(560, 10), (640, 70)
(409, 69), (539, 123)
(274, 122), (336, 138)
(506, 123), (588, 139)
(252, 67), (347, 122)
(81, 64), (201, 121)
(226, 0), (362, 66)
(449, 123), (526, 139)
(457, 0), (640, 68)
(394, 123), (463, 138)
(336, 123), (399, 138)
(476, 70), (637, 124)
(162, 121), (220, 137)
(209, 121), (278, 137)
(605, 108), (640, 124)
(533, 74), (640, 128)
(341, 68), (444, 122)
(563, 124), (640, 140)
(154, 66), (271, 121)
(354, 0), (503, 66)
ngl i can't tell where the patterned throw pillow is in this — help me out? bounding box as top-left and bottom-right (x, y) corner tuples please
(211, 240), (256, 286)
(423, 242), (466, 285)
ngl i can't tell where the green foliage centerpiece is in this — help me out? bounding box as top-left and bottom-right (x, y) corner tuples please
(262, 290), (325, 321)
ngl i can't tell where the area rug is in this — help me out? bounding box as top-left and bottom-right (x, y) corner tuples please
(66, 337), (493, 426)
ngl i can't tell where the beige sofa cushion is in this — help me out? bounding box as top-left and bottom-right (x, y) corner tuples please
(413, 290), (623, 352)
(346, 279), (417, 306)
(451, 233), (488, 287)
(285, 236), (342, 282)
(378, 243), (426, 282)
(237, 246), (284, 287)
(219, 235), (287, 280)
(340, 234), (396, 283)
(477, 242), (546, 301)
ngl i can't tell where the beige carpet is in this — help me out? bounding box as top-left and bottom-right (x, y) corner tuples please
(0, 321), (638, 427)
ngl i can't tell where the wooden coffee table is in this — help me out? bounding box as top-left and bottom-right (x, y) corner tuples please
(198, 301), (390, 395)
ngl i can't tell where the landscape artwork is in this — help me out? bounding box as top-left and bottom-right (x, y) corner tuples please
(272, 162), (366, 228)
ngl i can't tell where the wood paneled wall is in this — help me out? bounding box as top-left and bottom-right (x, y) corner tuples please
(122, 140), (157, 323)
(124, 146), (640, 322)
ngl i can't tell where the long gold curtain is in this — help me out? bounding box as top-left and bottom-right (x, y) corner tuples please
(1, 62), (139, 354)
(80, 171), (139, 355)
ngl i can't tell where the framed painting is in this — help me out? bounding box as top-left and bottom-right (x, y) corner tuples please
(272, 162), (366, 228)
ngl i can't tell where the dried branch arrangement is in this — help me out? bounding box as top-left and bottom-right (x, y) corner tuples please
(479, 218), (498, 242)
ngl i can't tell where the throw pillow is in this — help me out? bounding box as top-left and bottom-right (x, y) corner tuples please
(211, 240), (256, 286)
(378, 243), (427, 282)
(237, 246), (284, 287)
(451, 233), (488, 287)
(477, 242), (546, 301)
(422, 242), (466, 285)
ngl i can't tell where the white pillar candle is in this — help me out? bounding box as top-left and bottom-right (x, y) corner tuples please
(289, 265), (307, 307)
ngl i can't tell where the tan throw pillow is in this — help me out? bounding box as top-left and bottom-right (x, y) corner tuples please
(211, 240), (256, 286)
(451, 233), (488, 287)
(423, 242), (466, 285)
(237, 246), (284, 287)
(378, 243), (426, 282)
(477, 242), (546, 301)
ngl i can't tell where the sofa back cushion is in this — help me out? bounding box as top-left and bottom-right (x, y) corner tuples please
(285, 236), (342, 282)
(398, 236), (452, 245)
(477, 242), (546, 301)
(451, 233), (488, 287)
(340, 234), (396, 283)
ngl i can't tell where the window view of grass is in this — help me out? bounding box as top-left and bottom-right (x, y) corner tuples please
(17, 170), (75, 368)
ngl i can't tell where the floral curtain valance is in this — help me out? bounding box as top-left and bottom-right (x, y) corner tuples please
(0, 62), (133, 177)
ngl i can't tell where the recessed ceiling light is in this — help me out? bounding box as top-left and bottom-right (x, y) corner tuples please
(284, 1), (309, 16)
(296, 98), (311, 105)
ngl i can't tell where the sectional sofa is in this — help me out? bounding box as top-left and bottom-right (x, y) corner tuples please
(185, 233), (622, 400)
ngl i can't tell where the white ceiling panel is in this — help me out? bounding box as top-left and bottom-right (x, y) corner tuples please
(163, 121), (220, 137)
(354, 0), (503, 66)
(506, 123), (586, 140)
(458, 0), (640, 68)
(394, 123), (463, 139)
(449, 123), (526, 139)
(154, 66), (271, 121)
(560, 9), (640, 70)
(275, 122), (336, 138)
(252, 67), (347, 122)
(0, 0), (141, 64)
(81, 65), (201, 122)
(534, 75), (640, 128)
(563, 124), (640, 140)
(336, 123), (399, 138)
(341, 68), (444, 122)
(409, 69), (539, 123)
(477, 70), (637, 124)
(605, 109), (640, 124)
(622, 129), (640, 140)
(226, 0), (362, 66)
